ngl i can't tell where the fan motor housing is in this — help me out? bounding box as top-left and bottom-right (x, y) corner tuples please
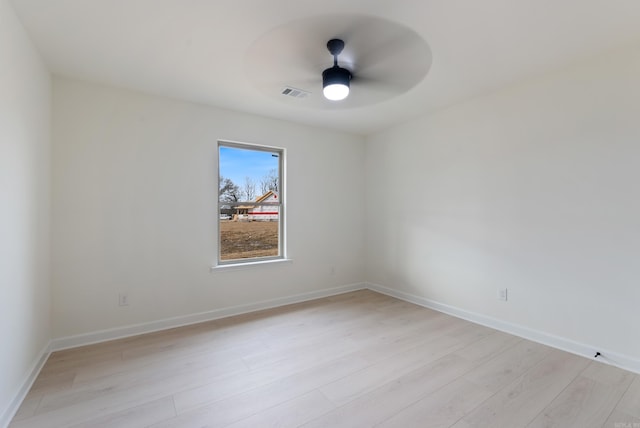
(322, 66), (352, 87)
(327, 38), (345, 56)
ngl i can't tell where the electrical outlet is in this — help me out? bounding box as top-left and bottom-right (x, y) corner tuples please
(118, 293), (129, 306)
(497, 288), (508, 301)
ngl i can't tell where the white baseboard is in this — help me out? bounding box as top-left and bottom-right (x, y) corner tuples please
(6, 280), (638, 428)
(3, 283), (366, 427)
(366, 282), (640, 375)
(1, 342), (51, 428)
(37, 280), (640, 371)
(51, 282), (367, 351)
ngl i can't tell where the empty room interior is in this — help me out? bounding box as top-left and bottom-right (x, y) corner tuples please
(3, 0), (640, 427)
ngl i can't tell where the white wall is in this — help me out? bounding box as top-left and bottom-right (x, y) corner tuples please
(0, 0), (51, 424)
(52, 78), (365, 339)
(365, 45), (640, 364)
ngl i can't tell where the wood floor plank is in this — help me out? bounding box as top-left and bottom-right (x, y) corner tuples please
(223, 391), (335, 428)
(616, 374), (640, 419)
(72, 339), (260, 384)
(10, 393), (42, 422)
(318, 334), (467, 406)
(526, 375), (631, 428)
(68, 396), (176, 428)
(171, 354), (370, 418)
(377, 378), (493, 428)
(450, 420), (475, 428)
(240, 329), (359, 371)
(9, 395), (158, 428)
(308, 329), (528, 427)
(461, 349), (590, 428)
(445, 322), (497, 344)
(462, 339), (552, 393)
(34, 351), (248, 415)
(117, 329), (261, 363)
(603, 409), (640, 428)
(9, 290), (639, 428)
(453, 331), (522, 367)
(11, 358), (248, 427)
(304, 353), (477, 427)
(28, 371), (76, 395)
(344, 312), (471, 365)
(526, 361), (636, 428)
(581, 361), (637, 387)
(36, 349), (122, 381)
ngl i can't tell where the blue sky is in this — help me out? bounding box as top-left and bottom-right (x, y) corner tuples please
(219, 145), (279, 189)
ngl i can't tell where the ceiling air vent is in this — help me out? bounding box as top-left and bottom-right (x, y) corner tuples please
(281, 86), (310, 99)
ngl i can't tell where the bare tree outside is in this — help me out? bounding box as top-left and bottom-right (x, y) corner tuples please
(219, 175), (241, 202)
(260, 168), (279, 194)
(243, 176), (257, 201)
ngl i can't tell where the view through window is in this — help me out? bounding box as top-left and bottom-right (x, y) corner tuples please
(218, 141), (283, 263)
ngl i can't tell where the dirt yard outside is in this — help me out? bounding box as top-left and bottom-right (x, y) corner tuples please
(219, 220), (279, 260)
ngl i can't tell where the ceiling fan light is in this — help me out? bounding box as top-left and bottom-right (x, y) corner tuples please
(323, 83), (350, 101)
(322, 66), (351, 101)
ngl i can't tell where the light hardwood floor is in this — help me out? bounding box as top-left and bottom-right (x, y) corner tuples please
(9, 290), (640, 428)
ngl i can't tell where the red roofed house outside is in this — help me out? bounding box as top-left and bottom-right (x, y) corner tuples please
(233, 190), (279, 221)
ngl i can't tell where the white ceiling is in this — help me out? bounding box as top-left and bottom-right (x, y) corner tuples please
(10, 0), (640, 136)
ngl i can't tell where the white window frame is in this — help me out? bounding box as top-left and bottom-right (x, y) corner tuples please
(216, 140), (286, 266)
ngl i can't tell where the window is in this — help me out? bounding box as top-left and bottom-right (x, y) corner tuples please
(218, 141), (284, 264)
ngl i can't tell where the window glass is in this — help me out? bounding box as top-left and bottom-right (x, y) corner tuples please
(218, 142), (283, 263)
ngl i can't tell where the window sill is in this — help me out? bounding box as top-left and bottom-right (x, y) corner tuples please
(210, 258), (293, 272)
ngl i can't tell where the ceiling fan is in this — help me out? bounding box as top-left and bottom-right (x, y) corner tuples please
(322, 39), (352, 101)
(245, 15), (432, 109)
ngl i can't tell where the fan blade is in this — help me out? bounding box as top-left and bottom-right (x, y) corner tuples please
(350, 75), (405, 95)
(244, 13), (432, 109)
(351, 35), (431, 92)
